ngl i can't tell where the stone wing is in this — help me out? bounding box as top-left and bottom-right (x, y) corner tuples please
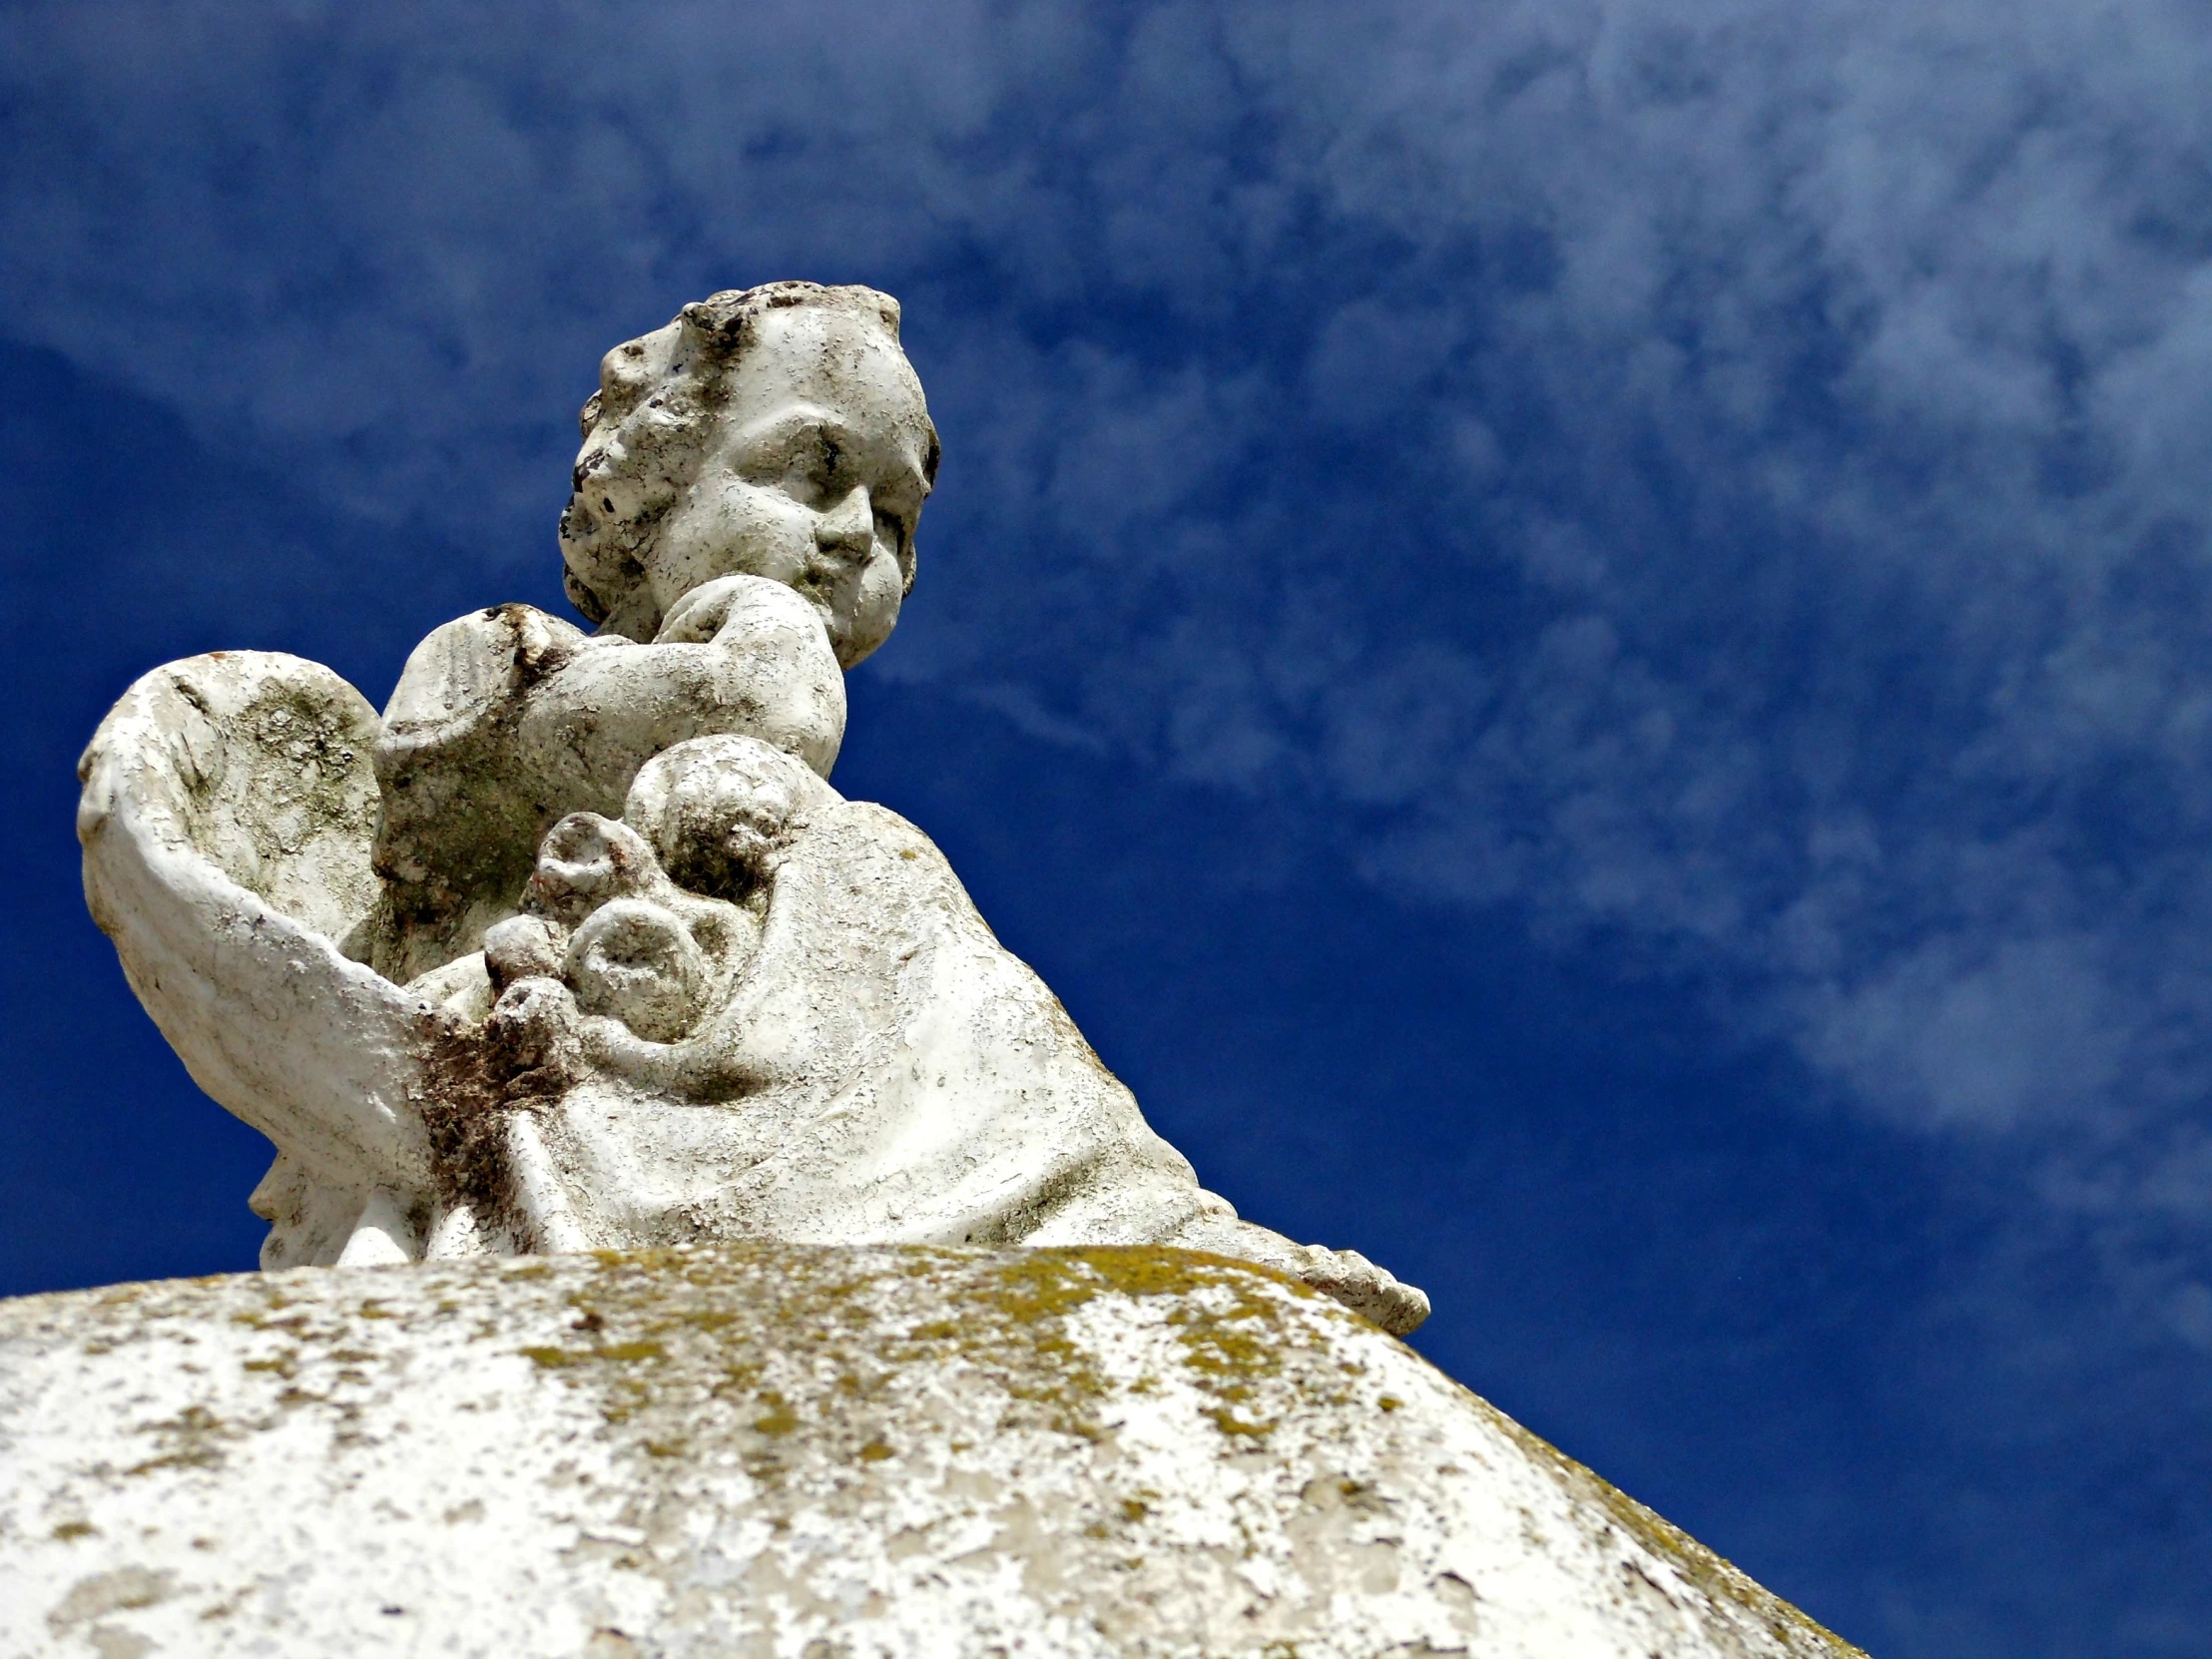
(77, 653), (438, 1200)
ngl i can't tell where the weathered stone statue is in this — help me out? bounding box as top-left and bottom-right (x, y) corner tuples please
(76, 280), (1429, 1336)
(25, 282), (1866, 1659)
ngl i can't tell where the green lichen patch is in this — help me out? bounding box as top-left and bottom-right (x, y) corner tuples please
(125, 1403), (233, 1477)
(752, 1392), (800, 1436)
(1203, 1407), (1278, 1438)
(519, 1339), (665, 1370)
(1051, 1248), (1339, 1441)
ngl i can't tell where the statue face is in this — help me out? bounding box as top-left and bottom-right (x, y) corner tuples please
(646, 306), (934, 667)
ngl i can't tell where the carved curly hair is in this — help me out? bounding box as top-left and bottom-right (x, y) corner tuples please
(557, 280), (938, 637)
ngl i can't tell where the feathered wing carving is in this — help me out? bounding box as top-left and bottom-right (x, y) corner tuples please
(77, 653), (443, 1267)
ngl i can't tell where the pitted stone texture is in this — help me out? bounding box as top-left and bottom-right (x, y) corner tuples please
(0, 1246), (1862, 1659)
(76, 280), (1430, 1333)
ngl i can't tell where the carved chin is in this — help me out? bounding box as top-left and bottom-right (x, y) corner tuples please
(829, 574), (903, 668)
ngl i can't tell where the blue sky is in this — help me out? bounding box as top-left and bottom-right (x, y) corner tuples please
(5, 3), (2211, 1652)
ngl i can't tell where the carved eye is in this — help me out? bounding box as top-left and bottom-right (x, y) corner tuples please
(743, 425), (856, 507)
(776, 433), (840, 505)
(807, 437), (843, 501)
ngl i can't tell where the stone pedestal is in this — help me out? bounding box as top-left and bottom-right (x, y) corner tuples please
(1, 1245), (1862, 1658)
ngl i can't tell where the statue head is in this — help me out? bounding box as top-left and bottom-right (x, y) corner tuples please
(559, 281), (940, 667)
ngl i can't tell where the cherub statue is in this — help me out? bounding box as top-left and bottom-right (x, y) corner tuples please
(78, 281), (1429, 1336)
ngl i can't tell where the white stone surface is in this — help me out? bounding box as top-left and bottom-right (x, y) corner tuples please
(0, 1246), (1864, 1659)
(76, 280), (1430, 1337)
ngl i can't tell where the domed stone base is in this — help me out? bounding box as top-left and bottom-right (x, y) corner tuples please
(0, 1245), (1862, 1657)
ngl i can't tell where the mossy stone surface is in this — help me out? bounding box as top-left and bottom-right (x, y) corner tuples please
(1, 1245), (1865, 1658)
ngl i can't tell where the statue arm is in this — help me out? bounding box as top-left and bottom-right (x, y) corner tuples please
(516, 577), (846, 802)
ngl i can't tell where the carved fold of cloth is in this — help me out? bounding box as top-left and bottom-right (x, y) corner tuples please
(78, 651), (1428, 1334)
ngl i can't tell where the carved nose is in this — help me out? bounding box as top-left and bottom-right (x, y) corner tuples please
(815, 485), (873, 559)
